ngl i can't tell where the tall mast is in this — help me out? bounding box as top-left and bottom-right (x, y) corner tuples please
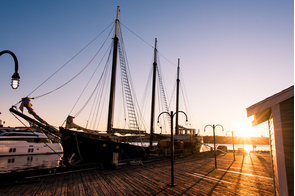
(150, 38), (157, 146)
(107, 6), (120, 133)
(175, 58), (180, 135)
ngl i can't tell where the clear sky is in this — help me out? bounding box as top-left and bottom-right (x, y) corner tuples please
(0, 1), (293, 137)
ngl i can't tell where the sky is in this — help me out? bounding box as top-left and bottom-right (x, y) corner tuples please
(0, 1), (293, 137)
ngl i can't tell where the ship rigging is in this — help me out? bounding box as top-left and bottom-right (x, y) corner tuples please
(9, 6), (199, 166)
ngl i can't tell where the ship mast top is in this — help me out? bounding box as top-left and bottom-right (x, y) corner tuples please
(115, 6), (120, 38)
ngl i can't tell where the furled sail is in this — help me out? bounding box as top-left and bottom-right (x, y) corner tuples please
(19, 97), (48, 125)
(65, 116), (98, 134)
(18, 97), (59, 133)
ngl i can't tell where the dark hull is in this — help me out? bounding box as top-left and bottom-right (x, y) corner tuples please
(59, 127), (148, 166)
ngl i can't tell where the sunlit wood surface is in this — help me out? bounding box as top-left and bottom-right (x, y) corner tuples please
(0, 152), (274, 195)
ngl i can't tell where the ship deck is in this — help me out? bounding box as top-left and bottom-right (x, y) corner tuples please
(0, 152), (274, 195)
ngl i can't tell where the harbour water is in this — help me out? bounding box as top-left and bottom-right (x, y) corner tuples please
(0, 144), (270, 173)
(0, 154), (62, 173)
(205, 143), (270, 153)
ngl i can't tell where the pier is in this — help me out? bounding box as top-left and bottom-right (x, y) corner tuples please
(0, 152), (274, 195)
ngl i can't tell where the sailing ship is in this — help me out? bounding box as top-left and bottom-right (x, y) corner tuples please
(9, 6), (201, 168)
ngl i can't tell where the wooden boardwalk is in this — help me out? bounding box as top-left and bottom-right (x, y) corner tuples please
(0, 152), (274, 195)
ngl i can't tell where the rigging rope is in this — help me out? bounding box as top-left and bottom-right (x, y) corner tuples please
(68, 39), (113, 117)
(73, 49), (112, 118)
(120, 22), (177, 68)
(179, 71), (198, 129)
(87, 49), (111, 129)
(28, 21), (115, 99)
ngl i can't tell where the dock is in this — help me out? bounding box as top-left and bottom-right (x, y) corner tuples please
(0, 152), (274, 195)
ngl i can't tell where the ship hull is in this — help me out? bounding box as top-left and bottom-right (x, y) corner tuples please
(59, 127), (148, 166)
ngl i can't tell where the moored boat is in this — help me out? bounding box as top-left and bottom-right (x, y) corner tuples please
(158, 126), (202, 156)
(0, 127), (63, 156)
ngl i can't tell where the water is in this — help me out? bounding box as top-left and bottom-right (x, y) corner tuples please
(205, 143), (270, 152)
(0, 154), (63, 173)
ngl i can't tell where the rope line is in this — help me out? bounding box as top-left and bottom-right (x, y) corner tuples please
(66, 27), (114, 116)
(28, 21), (115, 99)
(121, 22), (177, 67)
(73, 43), (113, 118)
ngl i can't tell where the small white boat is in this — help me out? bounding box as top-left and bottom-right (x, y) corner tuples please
(0, 127), (63, 156)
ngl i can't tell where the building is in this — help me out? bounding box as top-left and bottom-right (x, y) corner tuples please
(246, 86), (294, 196)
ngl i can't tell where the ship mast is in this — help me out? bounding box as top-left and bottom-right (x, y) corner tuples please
(150, 38), (157, 146)
(175, 58), (180, 135)
(107, 6), (120, 133)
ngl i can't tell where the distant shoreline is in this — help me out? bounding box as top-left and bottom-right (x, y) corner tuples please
(201, 135), (269, 145)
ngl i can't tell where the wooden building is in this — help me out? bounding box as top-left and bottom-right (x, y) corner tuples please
(247, 85), (294, 196)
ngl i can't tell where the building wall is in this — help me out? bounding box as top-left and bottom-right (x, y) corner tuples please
(273, 103), (289, 196)
(280, 97), (294, 196)
(269, 115), (279, 195)
(270, 97), (294, 196)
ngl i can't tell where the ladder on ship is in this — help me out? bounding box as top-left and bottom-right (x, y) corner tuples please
(157, 66), (171, 126)
(118, 41), (139, 130)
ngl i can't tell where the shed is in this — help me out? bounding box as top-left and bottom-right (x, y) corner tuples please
(246, 85), (294, 196)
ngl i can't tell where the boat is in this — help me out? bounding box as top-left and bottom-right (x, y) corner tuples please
(9, 6), (201, 168)
(0, 127), (63, 156)
(158, 126), (202, 156)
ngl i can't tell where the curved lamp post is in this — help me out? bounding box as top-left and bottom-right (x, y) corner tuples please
(0, 50), (20, 89)
(157, 110), (188, 187)
(226, 130), (239, 161)
(204, 124), (224, 168)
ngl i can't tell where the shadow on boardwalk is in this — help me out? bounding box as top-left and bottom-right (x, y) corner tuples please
(0, 152), (274, 195)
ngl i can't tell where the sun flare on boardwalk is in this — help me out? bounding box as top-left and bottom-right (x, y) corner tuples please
(244, 144), (252, 154)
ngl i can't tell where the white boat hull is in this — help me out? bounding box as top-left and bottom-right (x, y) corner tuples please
(0, 141), (63, 156)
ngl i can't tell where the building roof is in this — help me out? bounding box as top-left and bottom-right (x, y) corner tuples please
(246, 85), (294, 126)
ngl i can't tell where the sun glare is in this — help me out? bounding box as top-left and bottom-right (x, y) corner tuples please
(244, 144), (252, 154)
(236, 119), (254, 137)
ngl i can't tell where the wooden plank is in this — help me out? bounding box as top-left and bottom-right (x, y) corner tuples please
(106, 170), (137, 195)
(51, 172), (65, 196)
(0, 153), (274, 195)
(76, 171), (87, 196)
(67, 173), (75, 196)
(80, 170), (99, 196)
(69, 171), (79, 195)
(41, 174), (59, 196)
(60, 174), (69, 196)
(91, 170), (112, 195)
(118, 169), (153, 195)
(86, 170), (106, 195)
(100, 170), (123, 195)
(91, 170), (115, 196)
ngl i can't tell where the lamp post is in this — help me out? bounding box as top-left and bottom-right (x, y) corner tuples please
(157, 110), (188, 187)
(0, 50), (20, 89)
(204, 124), (224, 168)
(226, 130), (239, 161)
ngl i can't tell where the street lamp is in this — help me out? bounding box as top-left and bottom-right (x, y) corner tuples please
(0, 50), (20, 89)
(226, 130), (239, 161)
(204, 124), (224, 168)
(157, 110), (188, 187)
